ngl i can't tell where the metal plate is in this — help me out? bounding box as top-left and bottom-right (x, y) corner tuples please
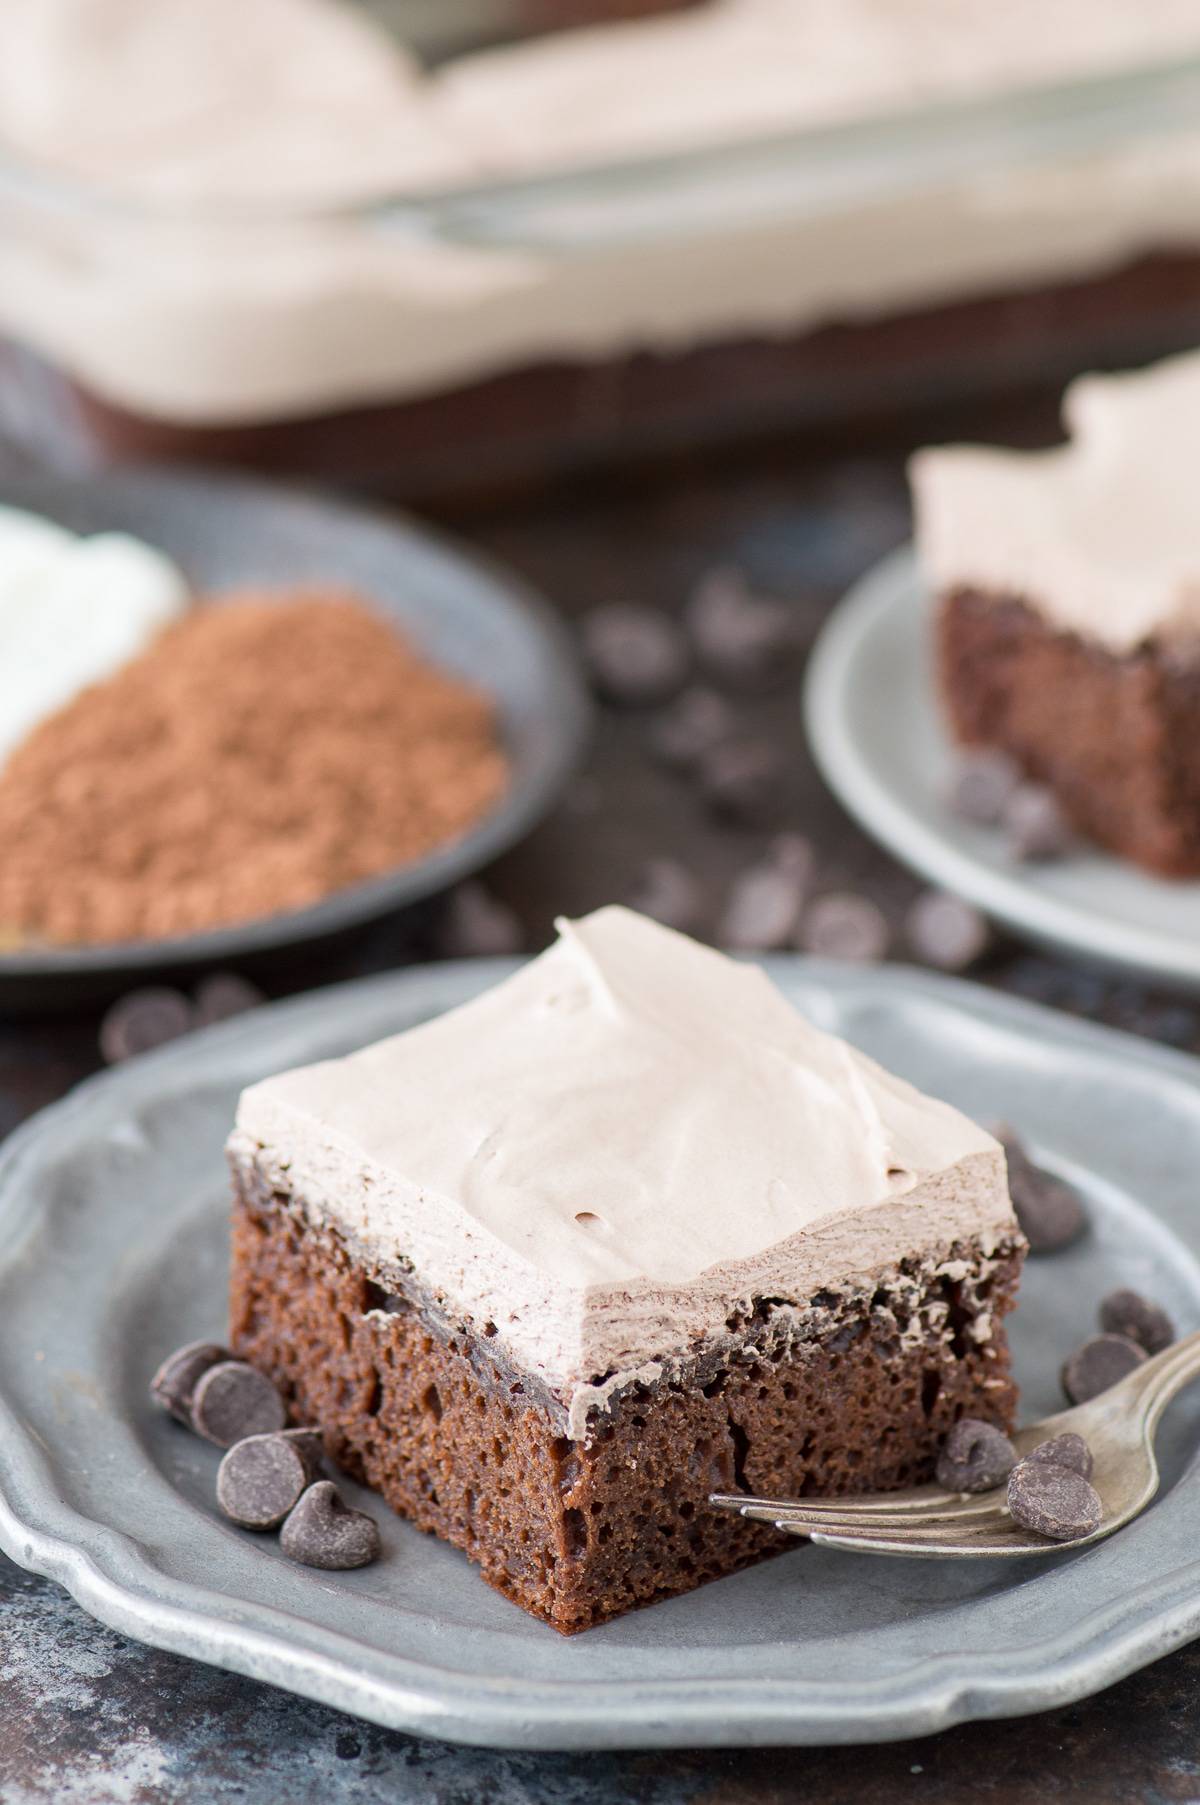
(804, 545), (1200, 990)
(0, 466), (587, 1006)
(1, 958), (1200, 1750)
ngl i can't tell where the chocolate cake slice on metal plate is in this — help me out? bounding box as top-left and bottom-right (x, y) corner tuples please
(913, 347), (1200, 878)
(228, 908), (1024, 1632)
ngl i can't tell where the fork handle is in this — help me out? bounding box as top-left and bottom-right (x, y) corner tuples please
(1130, 1328), (1200, 1426)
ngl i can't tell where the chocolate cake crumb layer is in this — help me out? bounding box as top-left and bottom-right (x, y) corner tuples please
(938, 589), (1200, 877)
(229, 1145), (1022, 1634)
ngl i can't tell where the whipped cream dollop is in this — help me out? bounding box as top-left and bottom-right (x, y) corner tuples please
(3, 0), (1200, 424)
(911, 347), (1200, 655)
(234, 908), (1012, 1423)
(0, 504), (189, 767)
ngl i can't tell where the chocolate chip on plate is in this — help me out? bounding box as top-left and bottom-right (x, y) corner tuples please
(1004, 784), (1071, 862)
(1098, 1288), (1175, 1355)
(280, 1480), (381, 1570)
(581, 605), (689, 708)
(438, 882), (525, 958)
(627, 857), (703, 934)
(216, 1429), (324, 1530)
(936, 1418), (1017, 1494)
(647, 687), (737, 771)
(905, 889), (990, 972)
(994, 1126), (1086, 1254)
(721, 839), (814, 952)
(193, 973), (265, 1027)
(1007, 1456), (1103, 1541)
(799, 893), (890, 964)
(1026, 1432), (1094, 1481)
(945, 750), (1021, 827)
(685, 567), (802, 692)
(150, 1339), (230, 1426)
(191, 1360), (287, 1448)
(1061, 1333), (1147, 1406)
(698, 737), (785, 826)
(100, 987), (195, 1064)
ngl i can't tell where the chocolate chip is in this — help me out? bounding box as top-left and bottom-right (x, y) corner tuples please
(193, 972), (265, 1026)
(191, 1360), (287, 1448)
(627, 857), (703, 934)
(1004, 784), (1070, 862)
(936, 1418), (1017, 1493)
(945, 750), (1021, 826)
(1027, 1432), (1094, 1480)
(150, 1339), (230, 1426)
(1061, 1333), (1147, 1405)
(647, 687), (737, 771)
(799, 893), (890, 964)
(100, 987), (195, 1064)
(1007, 1456), (1103, 1541)
(721, 843), (812, 951)
(685, 567), (802, 692)
(698, 737), (785, 826)
(216, 1429), (324, 1530)
(1098, 1288), (1175, 1355)
(905, 890), (990, 972)
(280, 1480), (381, 1570)
(581, 605), (689, 708)
(995, 1126), (1086, 1254)
(438, 883), (525, 958)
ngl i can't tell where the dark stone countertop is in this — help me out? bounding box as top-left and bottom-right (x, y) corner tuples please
(5, 413), (1200, 1803)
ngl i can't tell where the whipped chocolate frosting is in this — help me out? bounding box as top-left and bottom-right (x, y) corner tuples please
(912, 347), (1200, 655)
(233, 909), (1013, 1430)
(3, 0), (1200, 424)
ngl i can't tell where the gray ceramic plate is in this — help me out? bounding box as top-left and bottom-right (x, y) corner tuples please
(804, 546), (1200, 990)
(0, 467), (587, 1006)
(3, 958), (1200, 1749)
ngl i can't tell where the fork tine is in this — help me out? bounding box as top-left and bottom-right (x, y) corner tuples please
(804, 1517), (1062, 1557)
(709, 1491), (1007, 1527)
(757, 1501), (1010, 1538)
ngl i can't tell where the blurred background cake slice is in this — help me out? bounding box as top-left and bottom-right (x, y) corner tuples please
(913, 347), (1200, 876)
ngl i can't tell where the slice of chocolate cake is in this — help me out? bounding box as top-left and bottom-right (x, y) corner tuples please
(227, 907), (1023, 1633)
(913, 347), (1200, 878)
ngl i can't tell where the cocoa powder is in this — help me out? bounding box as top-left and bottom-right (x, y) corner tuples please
(0, 591), (508, 946)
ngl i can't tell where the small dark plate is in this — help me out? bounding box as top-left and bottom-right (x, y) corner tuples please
(0, 466), (588, 1009)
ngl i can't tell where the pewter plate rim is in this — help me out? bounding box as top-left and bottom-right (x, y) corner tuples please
(804, 545), (1200, 990)
(3, 960), (1200, 1750)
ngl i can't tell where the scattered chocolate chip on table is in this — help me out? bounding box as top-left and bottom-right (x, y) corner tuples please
(191, 1361), (288, 1448)
(1061, 1333), (1148, 1406)
(280, 1481), (382, 1571)
(936, 1418), (1017, 1493)
(1007, 1456), (1104, 1542)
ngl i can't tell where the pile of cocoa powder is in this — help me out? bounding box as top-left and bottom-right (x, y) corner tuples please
(0, 592), (508, 947)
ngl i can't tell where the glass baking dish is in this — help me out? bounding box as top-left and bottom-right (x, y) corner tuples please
(4, 40), (1200, 501)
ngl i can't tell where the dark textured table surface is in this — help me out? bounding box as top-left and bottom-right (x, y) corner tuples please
(5, 407), (1200, 1804)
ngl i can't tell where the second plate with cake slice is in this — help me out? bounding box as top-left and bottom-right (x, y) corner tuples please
(806, 544), (1200, 990)
(806, 347), (1200, 991)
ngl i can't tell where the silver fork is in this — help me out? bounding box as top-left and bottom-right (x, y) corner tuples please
(709, 1330), (1200, 1556)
